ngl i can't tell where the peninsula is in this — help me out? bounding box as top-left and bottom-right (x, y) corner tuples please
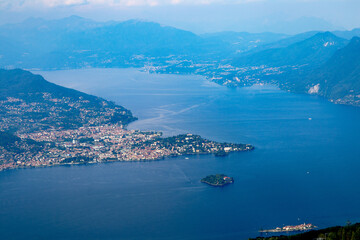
(0, 69), (254, 171)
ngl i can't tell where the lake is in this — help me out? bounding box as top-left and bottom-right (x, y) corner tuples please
(1, 68), (360, 240)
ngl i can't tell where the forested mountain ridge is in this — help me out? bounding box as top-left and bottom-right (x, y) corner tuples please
(0, 17), (225, 68)
(278, 37), (360, 106)
(232, 32), (348, 68)
(0, 69), (136, 133)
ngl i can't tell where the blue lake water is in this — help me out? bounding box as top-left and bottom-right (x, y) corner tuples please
(1, 68), (360, 240)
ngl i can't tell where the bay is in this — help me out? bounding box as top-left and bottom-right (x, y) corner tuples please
(1, 68), (359, 240)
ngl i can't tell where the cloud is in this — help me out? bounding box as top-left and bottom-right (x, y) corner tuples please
(0, 0), (88, 9)
(0, 0), (265, 9)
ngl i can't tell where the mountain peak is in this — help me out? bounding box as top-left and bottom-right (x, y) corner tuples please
(300, 31), (347, 48)
(349, 36), (360, 45)
(312, 31), (339, 40)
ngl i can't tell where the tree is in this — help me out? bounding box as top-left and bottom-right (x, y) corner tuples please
(351, 232), (356, 240)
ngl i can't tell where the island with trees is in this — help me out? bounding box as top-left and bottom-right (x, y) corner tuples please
(201, 174), (234, 187)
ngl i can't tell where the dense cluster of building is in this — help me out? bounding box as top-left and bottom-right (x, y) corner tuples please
(0, 92), (134, 133)
(0, 124), (253, 171)
(260, 223), (317, 233)
(146, 59), (287, 87)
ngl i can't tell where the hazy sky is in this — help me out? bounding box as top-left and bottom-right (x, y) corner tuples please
(0, 0), (359, 33)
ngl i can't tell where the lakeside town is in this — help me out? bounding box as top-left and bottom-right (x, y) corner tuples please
(0, 124), (253, 171)
(260, 223), (317, 233)
(0, 122), (253, 171)
(142, 58), (288, 88)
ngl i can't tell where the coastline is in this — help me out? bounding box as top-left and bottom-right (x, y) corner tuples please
(0, 142), (254, 172)
(200, 180), (234, 187)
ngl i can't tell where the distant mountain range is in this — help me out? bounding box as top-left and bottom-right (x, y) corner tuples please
(333, 28), (360, 40)
(1, 16), (360, 69)
(0, 16), (223, 68)
(232, 32), (348, 68)
(0, 16), (359, 107)
(200, 31), (289, 54)
(280, 37), (360, 106)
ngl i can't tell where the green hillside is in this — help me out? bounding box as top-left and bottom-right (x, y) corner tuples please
(279, 37), (360, 106)
(0, 69), (137, 133)
(232, 32), (348, 68)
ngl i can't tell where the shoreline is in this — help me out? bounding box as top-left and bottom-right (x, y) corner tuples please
(259, 223), (317, 233)
(0, 148), (254, 173)
(36, 67), (360, 109)
(200, 181), (233, 187)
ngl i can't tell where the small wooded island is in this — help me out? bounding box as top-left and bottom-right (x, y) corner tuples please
(201, 174), (234, 187)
